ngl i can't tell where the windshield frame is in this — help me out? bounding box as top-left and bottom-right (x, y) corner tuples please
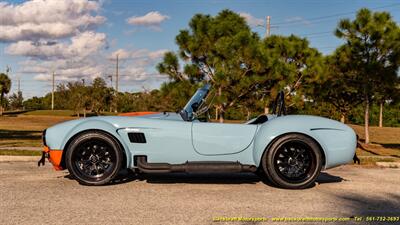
(179, 84), (211, 121)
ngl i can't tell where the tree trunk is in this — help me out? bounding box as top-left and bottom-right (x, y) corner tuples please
(83, 108), (86, 118)
(0, 93), (3, 116)
(246, 108), (251, 121)
(217, 87), (224, 123)
(264, 106), (269, 115)
(364, 96), (370, 144)
(379, 101), (383, 128)
(340, 114), (345, 123)
(219, 109), (224, 123)
(215, 106), (218, 120)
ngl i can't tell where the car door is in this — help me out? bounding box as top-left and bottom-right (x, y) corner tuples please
(191, 121), (258, 155)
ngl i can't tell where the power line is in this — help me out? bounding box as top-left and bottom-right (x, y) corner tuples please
(299, 31), (333, 37)
(270, 3), (400, 26)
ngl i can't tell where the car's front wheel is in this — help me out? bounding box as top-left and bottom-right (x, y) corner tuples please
(65, 131), (123, 185)
(261, 134), (322, 189)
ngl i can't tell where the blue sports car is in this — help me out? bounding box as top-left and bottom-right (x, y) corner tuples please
(39, 84), (357, 189)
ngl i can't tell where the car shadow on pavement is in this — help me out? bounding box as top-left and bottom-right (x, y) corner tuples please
(334, 193), (400, 217)
(316, 172), (345, 184)
(106, 170), (344, 187)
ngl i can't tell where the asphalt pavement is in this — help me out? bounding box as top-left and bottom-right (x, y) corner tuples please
(0, 161), (399, 225)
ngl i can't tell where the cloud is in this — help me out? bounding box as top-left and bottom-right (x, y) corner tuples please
(108, 48), (169, 82)
(0, 0), (105, 42)
(6, 31), (107, 60)
(109, 48), (168, 61)
(239, 12), (264, 27)
(2, 1), (168, 94)
(126, 11), (169, 26)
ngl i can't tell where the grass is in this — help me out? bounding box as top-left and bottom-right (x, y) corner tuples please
(349, 124), (400, 165)
(0, 150), (41, 156)
(23, 110), (118, 117)
(0, 115), (73, 148)
(0, 130), (43, 147)
(0, 115), (73, 131)
(350, 124), (400, 145)
(0, 115), (399, 164)
(23, 110), (76, 117)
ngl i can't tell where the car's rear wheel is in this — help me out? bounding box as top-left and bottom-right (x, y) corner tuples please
(65, 131), (123, 185)
(261, 134), (322, 189)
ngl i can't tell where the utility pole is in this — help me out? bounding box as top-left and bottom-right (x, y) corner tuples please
(108, 75), (113, 88)
(51, 71), (55, 110)
(116, 54), (119, 93)
(266, 16), (271, 37)
(5, 65), (11, 75)
(17, 77), (20, 93)
(115, 54), (119, 113)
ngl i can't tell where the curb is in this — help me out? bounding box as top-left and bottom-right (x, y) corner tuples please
(0, 155), (39, 162)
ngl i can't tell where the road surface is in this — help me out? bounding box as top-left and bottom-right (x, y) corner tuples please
(1, 161), (399, 224)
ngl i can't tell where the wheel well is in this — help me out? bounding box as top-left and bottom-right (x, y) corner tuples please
(260, 132), (326, 168)
(60, 129), (127, 169)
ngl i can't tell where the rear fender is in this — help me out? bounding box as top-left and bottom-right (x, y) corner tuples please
(253, 115), (356, 169)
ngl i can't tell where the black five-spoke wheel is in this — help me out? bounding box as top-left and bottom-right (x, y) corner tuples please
(66, 131), (123, 185)
(261, 134), (322, 189)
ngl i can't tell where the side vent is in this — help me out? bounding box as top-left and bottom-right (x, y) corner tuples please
(128, 132), (147, 143)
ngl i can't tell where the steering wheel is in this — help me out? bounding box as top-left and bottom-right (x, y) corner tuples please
(272, 91), (287, 116)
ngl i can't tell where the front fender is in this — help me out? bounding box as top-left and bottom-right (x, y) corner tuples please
(253, 115), (356, 169)
(46, 119), (132, 168)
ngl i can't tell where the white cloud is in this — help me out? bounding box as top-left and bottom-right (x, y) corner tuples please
(126, 11), (169, 26)
(0, 0), (105, 42)
(2, 1), (168, 95)
(6, 32), (107, 59)
(239, 12), (264, 27)
(108, 48), (169, 83)
(109, 48), (168, 61)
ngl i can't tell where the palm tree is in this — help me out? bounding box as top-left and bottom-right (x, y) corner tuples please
(0, 73), (11, 116)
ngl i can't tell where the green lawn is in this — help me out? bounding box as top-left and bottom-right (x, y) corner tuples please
(0, 150), (41, 156)
(0, 115), (399, 165)
(23, 110), (117, 117)
(23, 110), (76, 117)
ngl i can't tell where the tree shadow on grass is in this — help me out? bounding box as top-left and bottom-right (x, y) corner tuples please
(0, 129), (41, 140)
(374, 143), (400, 150)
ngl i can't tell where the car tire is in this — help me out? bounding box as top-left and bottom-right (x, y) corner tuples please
(65, 131), (123, 185)
(261, 134), (322, 189)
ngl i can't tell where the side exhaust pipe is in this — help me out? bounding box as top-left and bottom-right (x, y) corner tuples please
(136, 156), (257, 173)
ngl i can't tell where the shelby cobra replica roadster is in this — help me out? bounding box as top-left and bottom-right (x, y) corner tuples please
(39, 84), (356, 189)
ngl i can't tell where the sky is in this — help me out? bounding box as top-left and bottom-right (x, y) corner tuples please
(1, 0), (399, 98)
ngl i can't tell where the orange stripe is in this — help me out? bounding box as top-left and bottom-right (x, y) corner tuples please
(44, 147), (64, 170)
(118, 111), (159, 116)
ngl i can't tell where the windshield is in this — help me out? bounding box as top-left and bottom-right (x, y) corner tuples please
(179, 84), (211, 121)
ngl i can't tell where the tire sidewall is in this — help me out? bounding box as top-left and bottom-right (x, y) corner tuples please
(262, 134), (322, 189)
(66, 131), (123, 185)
